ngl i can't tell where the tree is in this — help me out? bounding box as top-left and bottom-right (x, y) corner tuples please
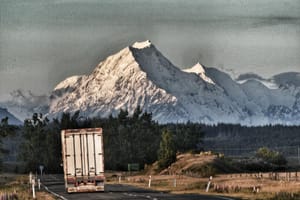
(171, 122), (204, 152)
(0, 117), (17, 171)
(0, 117), (15, 136)
(19, 113), (49, 172)
(60, 111), (80, 129)
(44, 119), (63, 173)
(158, 129), (176, 169)
(256, 147), (287, 165)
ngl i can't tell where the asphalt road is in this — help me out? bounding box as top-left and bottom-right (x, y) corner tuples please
(42, 175), (238, 200)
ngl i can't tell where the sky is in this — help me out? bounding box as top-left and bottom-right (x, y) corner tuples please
(0, 0), (299, 100)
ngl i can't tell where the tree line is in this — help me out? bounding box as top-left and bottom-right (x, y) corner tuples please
(202, 123), (300, 157)
(2, 111), (299, 173)
(15, 108), (203, 173)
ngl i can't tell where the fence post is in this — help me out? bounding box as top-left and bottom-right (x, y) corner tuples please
(148, 176), (152, 188)
(32, 178), (36, 199)
(174, 177), (177, 187)
(29, 172), (32, 185)
(206, 176), (212, 192)
(38, 179), (41, 190)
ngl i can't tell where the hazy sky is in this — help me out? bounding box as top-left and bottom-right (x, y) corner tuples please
(0, 0), (299, 99)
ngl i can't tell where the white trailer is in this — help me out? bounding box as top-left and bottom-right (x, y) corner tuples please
(61, 128), (105, 193)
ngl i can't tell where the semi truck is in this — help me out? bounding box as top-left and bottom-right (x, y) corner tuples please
(61, 128), (105, 193)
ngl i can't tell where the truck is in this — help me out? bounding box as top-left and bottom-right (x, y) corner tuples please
(61, 128), (105, 193)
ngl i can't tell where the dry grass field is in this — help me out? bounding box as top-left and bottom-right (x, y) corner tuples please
(106, 152), (300, 200)
(0, 173), (55, 200)
(107, 173), (300, 200)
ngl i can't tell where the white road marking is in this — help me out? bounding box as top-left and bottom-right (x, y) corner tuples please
(43, 185), (68, 200)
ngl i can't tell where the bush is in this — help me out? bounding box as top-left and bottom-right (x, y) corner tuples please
(256, 147), (287, 166)
(185, 163), (216, 177)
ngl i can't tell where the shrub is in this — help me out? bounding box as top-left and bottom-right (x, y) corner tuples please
(255, 147), (287, 165)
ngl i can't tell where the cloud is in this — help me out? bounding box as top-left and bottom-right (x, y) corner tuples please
(250, 16), (300, 28)
(0, 0), (299, 97)
(0, 89), (49, 120)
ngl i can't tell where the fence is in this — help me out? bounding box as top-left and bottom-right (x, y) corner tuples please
(0, 192), (17, 200)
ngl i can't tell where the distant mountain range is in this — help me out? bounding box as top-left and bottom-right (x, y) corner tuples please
(0, 107), (22, 125)
(45, 40), (300, 125)
(0, 41), (299, 125)
(0, 90), (48, 122)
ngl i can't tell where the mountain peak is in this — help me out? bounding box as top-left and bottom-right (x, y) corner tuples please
(131, 40), (152, 49)
(183, 62), (215, 84)
(185, 62), (205, 73)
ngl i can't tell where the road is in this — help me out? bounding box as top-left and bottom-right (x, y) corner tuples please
(42, 174), (238, 200)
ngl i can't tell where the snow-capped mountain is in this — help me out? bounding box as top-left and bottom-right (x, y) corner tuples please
(49, 40), (300, 125)
(0, 107), (22, 125)
(237, 72), (300, 125)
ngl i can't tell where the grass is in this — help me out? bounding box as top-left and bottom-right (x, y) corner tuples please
(267, 192), (300, 200)
(110, 172), (300, 200)
(0, 173), (55, 200)
(183, 181), (206, 190)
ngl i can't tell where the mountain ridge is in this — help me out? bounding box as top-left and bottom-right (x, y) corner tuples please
(20, 41), (300, 125)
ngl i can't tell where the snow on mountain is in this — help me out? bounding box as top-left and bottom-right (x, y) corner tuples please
(0, 107), (22, 125)
(239, 76), (300, 124)
(204, 68), (269, 125)
(49, 40), (300, 125)
(183, 63), (215, 84)
(0, 90), (49, 121)
(270, 72), (300, 124)
(132, 40), (152, 49)
(236, 73), (279, 89)
(50, 42), (181, 122)
(50, 41), (247, 124)
(129, 42), (245, 123)
(54, 75), (82, 91)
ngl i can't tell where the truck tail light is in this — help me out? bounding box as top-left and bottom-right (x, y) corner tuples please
(67, 177), (76, 184)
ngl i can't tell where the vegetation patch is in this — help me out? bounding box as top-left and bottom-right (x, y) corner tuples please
(0, 174), (55, 200)
(183, 181), (206, 190)
(266, 192), (300, 200)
